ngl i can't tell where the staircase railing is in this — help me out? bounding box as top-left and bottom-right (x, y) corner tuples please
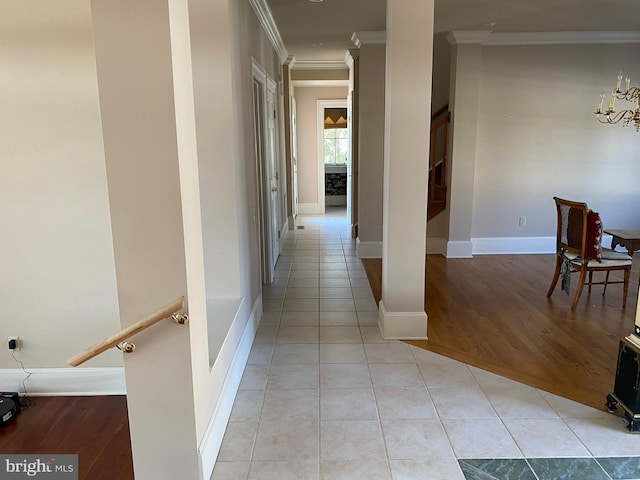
(67, 296), (188, 367)
(427, 105), (450, 221)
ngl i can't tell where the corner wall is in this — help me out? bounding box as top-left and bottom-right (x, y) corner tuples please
(0, 0), (121, 373)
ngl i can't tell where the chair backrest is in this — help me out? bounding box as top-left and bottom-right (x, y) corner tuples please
(552, 197), (589, 258)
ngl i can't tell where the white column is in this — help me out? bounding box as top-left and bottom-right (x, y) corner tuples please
(378, 0), (434, 339)
(90, 0), (205, 478)
(444, 31), (489, 258)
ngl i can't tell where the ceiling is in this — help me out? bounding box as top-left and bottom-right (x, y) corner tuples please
(265, 0), (640, 64)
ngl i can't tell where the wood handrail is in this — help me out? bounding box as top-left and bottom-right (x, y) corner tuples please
(67, 296), (185, 367)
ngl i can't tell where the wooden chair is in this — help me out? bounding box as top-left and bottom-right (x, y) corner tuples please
(547, 197), (632, 310)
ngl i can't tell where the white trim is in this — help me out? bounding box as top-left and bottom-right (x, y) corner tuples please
(317, 99), (347, 219)
(446, 30), (492, 45)
(293, 80), (350, 88)
(447, 30), (640, 46)
(198, 295), (262, 480)
(280, 218), (290, 242)
(356, 239), (382, 258)
(426, 236), (447, 255)
(298, 202), (324, 215)
(292, 60), (348, 70)
(351, 31), (386, 47)
(378, 301), (428, 340)
(486, 31), (640, 46)
(446, 240), (473, 258)
(0, 367), (125, 396)
(207, 297), (243, 367)
(344, 49), (357, 68)
(472, 236), (556, 255)
(248, 0), (288, 63)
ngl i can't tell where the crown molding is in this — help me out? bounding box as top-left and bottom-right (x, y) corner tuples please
(447, 30), (640, 46)
(249, 0), (288, 63)
(445, 31), (492, 45)
(485, 31), (640, 45)
(351, 31), (386, 48)
(292, 79), (350, 88)
(344, 49), (359, 68)
(291, 60), (349, 70)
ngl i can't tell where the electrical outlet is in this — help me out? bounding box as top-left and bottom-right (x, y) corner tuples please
(8, 336), (19, 351)
(519, 216), (526, 226)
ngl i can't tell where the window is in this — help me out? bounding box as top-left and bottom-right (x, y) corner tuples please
(323, 127), (348, 165)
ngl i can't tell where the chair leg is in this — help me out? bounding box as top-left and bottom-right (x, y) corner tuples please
(602, 271), (610, 296)
(547, 255), (562, 297)
(622, 267), (631, 309)
(588, 271), (593, 294)
(571, 267), (588, 311)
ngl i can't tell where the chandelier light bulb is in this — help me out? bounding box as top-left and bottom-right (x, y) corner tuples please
(594, 71), (640, 131)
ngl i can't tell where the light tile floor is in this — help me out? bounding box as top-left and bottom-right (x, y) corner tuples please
(213, 210), (640, 480)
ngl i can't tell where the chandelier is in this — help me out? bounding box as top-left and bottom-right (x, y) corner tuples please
(595, 72), (640, 131)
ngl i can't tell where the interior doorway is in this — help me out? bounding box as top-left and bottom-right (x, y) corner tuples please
(252, 60), (281, 284)
(317, 99), (351, 223)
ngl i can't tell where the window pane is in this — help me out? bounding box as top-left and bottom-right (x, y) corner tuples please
(336, 138), (348, 164)
(324, 138), (335, 164)
(324, 128), (348, 165)
(324, 128), (337, 139)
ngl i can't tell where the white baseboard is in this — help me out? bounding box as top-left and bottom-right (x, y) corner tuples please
(0, 367), (126, 396)
(356, 239), (382, 258)
(426, 236), (447, 255)
(446, 240), (474, 258)
(280, 219), (289, 243)
(298, 203), (324, 214)
(378, 301), (428, 340)
(472, 236), (555, 255)
(198, 295), (261, 480)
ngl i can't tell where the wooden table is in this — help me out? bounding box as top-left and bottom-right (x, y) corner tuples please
(605, 229), (640, 257)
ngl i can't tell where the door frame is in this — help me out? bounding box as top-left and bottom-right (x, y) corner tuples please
(316, 99), (349, 216)
(252, 59), (280, 284)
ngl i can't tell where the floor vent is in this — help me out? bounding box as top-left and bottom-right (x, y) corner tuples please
(296, 225), (305, 229)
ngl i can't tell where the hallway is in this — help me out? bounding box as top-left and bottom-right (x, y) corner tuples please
(212, 211), (640, 480)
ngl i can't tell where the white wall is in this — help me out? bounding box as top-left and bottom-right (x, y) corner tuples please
(473, 43), (640, 245)
(294, 86), (348, 209)
(0, 0), (121, 370)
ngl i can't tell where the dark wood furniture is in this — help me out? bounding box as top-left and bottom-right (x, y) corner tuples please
(607, 336), (640, 432)
(605, 229), (640, 258)
(547, 197), (632, 310)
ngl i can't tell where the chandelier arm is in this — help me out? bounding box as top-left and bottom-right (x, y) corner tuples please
(597, 110), (634, 124)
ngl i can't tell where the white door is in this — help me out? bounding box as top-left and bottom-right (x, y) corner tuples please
(252, 76), (271, 284)
(291, 97), (298, 220)
(252, 60), (280, 284)
(266, 78), (281, 262)
(346, 93), (353, 226)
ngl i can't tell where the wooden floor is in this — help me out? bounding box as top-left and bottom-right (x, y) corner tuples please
(363, 253), (639, 410)
(0, 396), (133, 480)
(3, 254), (636, 478)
